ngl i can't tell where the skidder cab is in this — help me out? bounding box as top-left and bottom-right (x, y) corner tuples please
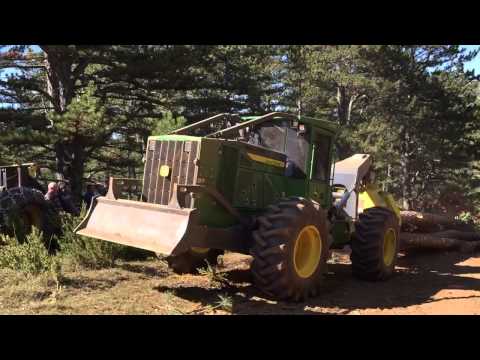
(76, 112), (401, 301)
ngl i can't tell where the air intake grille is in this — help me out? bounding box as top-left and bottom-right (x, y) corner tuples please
(143, 140), (199, 208)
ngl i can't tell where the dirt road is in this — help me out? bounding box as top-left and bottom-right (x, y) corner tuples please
(1, 248), (479, 314)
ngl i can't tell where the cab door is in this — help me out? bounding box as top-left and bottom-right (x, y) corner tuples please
(308, 130), (333, 209)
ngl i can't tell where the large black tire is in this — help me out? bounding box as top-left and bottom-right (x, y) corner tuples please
(0, 187), (62, 249)
(166, 248), (224, 274)
(250, 197), (329, 302)
(351, 206), (400, 281)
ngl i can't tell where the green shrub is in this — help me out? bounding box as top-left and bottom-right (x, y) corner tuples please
(57, 209), (120, 270)
(0, 203), (154, 275)
(198, 261), (228, 287)
(0, 228), (60, 278)
(457, 211), (480, 231)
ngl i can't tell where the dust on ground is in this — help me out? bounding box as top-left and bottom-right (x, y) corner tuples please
(1, 248), (479, 315)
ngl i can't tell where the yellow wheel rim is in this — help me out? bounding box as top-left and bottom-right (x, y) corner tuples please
(191, 247), (210, 255)
(383, 228), (397, 267)
(293, 225), (322, 279)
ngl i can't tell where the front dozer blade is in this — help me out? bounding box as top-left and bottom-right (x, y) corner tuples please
(74, 197), (200, 256)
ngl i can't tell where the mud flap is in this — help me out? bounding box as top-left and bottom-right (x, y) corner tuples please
(74, 196), (206, 256)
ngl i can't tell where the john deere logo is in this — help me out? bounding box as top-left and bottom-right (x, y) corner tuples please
(159, 165), (170, 177)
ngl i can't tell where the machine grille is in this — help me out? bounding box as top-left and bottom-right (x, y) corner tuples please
(142, 140), (200, 208)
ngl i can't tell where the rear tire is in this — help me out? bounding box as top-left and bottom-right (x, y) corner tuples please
(351, 206), (400, 281)
(166, 248), (223, 274)
(0, 187), (61, 249)
(250, 197), (329, 302)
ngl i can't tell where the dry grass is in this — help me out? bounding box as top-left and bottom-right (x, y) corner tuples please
(0, 253), (254, 315)
(1, 251), (480, 315)
(0, 258), (227, 315)
(0, 269), (62, 314)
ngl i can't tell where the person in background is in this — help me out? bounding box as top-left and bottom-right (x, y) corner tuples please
(44, 182), (63, 211)
(58, 181), (80, 216)
(96, 179), (108, 197)
(83, 184), (98, 208)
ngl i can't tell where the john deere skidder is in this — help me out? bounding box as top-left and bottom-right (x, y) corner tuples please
(0, 163), (61, 242)
(76, 112), (401, 301)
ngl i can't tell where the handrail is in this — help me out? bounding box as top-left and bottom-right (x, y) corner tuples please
(206, 112), (298, 139)
(169, 113), (242, 135)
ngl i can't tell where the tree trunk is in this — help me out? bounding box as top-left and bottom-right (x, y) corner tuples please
(346, 93), (360, 126)
(65, 142), (86, 204)
(42, 47), (75, 113)
(400, 126), (412, 210)
(54, 141), (70, 181)
(336, 86), (348, 125)
(41, 46), (79, 183)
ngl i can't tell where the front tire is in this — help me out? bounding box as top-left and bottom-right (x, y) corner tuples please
(351, 206), (400, 281)
(250, 197), (329, 302)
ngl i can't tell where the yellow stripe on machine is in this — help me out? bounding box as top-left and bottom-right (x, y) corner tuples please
(246, 152), (285, 168)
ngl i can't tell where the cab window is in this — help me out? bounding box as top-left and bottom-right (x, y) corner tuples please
(245, 119), (311, 180)
(284, 123), (310, 179)
(312, 133), (331, 181)
(248, 120), (287, 152)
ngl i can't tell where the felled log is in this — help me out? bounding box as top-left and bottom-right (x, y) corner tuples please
(430, 230), (480, 241)
(398, 209), (480, 252)
(399, 210), (476, 233)
(400, 210), (459, 228)
(400, 233), (460, 249)
(400, 232), (480, 253)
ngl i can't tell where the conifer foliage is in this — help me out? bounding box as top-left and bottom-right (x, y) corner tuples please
(0, 45), (479, 212)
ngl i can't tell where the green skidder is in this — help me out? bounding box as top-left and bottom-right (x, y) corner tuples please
(76, 112), (401, 302)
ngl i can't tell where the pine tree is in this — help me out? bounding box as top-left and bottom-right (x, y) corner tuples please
(354, 45), (480, 211)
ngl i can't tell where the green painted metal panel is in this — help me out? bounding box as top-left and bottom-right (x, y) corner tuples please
(217, 145), (238, 203)
(194, 138), (237, 227)
(284, 177), (308, 198)
(196, 194), (237, 228)
(309, 181), (331, 209)
(233, 169), (264, 209)
(234, 169), (255, 207)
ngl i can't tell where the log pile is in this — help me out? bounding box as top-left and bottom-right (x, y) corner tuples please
(399, 210), (480, 253)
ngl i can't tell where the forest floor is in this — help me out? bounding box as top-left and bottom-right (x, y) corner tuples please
(1, 248), (480, 315)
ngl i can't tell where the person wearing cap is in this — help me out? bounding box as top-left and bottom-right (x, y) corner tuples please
(95, 179), (108, 197)
(83, 183), (98, 208)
